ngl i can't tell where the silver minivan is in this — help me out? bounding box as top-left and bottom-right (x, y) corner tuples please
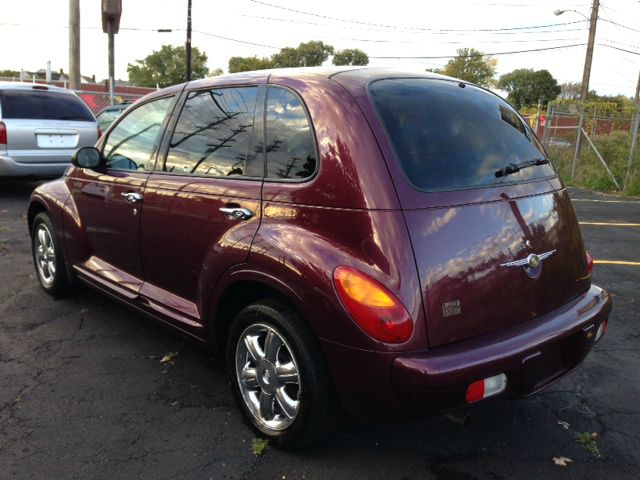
(0, 83), (98, 178)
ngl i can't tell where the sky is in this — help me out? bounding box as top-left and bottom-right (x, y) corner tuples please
(1, 0), (639, 97)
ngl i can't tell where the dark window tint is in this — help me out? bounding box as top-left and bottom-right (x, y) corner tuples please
(103, 96), (174, 171)
(0, 89), (94, 121)
(164, 87), (259, 177)
(370, 78), (555, 191)
(265, 87), (316, 180)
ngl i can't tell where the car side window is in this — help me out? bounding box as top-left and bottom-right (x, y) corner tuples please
(102, 96), (174, 172)
(265, 87), (316, 180)
(163, 87), (260, 177)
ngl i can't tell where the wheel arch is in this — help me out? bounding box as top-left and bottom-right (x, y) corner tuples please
(209, 272), (309, 355)
(27, 199), (48, 234)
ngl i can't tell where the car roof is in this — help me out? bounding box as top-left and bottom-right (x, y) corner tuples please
(132, 67), (465, 107)
(97, 103), (130, 113)
(0, 82), (78, 94)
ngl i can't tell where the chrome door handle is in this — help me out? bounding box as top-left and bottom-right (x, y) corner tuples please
(219, 207), (254, 220)
(121, 192), (143, 204)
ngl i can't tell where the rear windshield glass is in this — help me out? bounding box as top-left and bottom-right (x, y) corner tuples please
(0, 89), (94, 121)
(369, 78), (555, 192)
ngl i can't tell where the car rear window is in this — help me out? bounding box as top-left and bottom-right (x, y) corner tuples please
(369, 78), (555, 192)
(0, 89), (94, 122)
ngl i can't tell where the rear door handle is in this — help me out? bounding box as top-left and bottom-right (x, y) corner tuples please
(219, 207), (254, 220)
(121, 192), (143, 204)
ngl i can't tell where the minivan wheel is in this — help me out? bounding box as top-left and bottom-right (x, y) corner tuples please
(31, 212), (70, 297)
(227, 301), (336, 448)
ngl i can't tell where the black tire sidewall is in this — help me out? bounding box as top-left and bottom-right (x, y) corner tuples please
(31, 212), (68, 297)
(226, 301), (334, 448)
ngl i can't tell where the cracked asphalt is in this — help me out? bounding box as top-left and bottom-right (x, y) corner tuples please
(1, 182), (638, 479)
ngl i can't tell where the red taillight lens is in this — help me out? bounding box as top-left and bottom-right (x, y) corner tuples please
(586, 251), (594, 273)
(466, 374), (507, 403)
(595, 319), (607, 342)
(0, 121), (7, 145)
(333, 266), (413, 344)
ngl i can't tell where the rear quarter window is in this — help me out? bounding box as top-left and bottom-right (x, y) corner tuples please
(369, 78), (555, 192)
(0, 89), (94, 122)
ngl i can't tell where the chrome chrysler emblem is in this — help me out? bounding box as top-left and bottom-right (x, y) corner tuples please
(500, 250), (556, 278)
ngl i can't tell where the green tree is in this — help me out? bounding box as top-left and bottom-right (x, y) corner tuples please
(333, 49), (369, 66)
(271, 41), (334, 68)
(498, 69), (561, 109)
(210, 68), (224, 76)
(228, 56), (273, 73)
(127, 45), (208, 88)
(429, 48), (497, 86)
(0, 69), (19, 78)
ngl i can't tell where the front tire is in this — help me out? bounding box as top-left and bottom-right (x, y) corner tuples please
(31, 212), (70, 297)
(227, 301), (336, 448)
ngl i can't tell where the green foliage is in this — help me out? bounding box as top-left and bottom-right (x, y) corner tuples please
(498, 69), (561, 109)
(271, 41), (334, 68)
(547, 130), (640, 194)
(575, 432), (601, 458)
(0, 69), (19, 78)
(333, 48), (369, 66)
(127, 45), (208, 88)
(251, 438), (268, 455)
(228, 56), (273, 73)
(428, 48), (497, 87)
(228, 41), (339, 72)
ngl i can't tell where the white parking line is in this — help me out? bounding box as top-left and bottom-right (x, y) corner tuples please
(579, 222), (640, 227)
(572, 199), (640, 205)
(594, 260), (640, 266)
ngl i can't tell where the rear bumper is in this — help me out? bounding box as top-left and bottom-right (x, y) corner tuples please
(0, 154), (70, 177)
(322, 284), (612, 418)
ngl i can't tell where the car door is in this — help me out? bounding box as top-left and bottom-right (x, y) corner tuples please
(65, 95), (177, 298)
(138, 84), (264, 332)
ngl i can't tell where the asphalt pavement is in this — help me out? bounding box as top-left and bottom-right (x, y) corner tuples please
(1, 182), (638, 479)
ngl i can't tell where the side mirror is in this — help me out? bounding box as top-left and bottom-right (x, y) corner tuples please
(71, 147), (103, 169)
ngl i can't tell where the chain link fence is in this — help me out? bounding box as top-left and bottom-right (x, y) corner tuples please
(523, 103), (639, 194)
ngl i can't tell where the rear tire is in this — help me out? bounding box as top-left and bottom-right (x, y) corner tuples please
(226, 300), (337, 449)
(31, 212), (71, 297)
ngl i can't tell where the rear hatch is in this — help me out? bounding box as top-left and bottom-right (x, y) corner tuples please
(368, 78), (591, 347)
(0, 87), (97, 163)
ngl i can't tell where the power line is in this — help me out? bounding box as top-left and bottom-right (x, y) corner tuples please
(600, 43), (640, 56)
(600, 17), (640, 33)
(368, 43), (586, 59)
(247, 0), (587, 32)
(232, 13), (588, 37)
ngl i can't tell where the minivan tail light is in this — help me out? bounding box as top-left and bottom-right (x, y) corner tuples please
(586, 251), (594, 273)
(0, 122), (6, 145)
(333, 266), (413, 343)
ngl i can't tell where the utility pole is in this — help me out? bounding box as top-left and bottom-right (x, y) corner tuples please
(571, 0), (600, 180)
(102, 0), (122, 105)
(69, 0), (81, 90)
(186, 0), (192, 82)
(624, 71), (640, 192)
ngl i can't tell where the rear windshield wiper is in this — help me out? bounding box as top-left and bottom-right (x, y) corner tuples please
(495, 158), (549, 178)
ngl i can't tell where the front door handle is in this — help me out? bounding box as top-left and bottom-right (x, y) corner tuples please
(219, 207), (254, 220)
(121, 192), (143, 204)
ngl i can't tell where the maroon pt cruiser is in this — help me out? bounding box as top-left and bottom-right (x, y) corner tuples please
(28, 68), (611, 447)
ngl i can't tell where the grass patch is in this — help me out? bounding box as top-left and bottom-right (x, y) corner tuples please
(547, 131), (640, 195)
(575, 432), (602, 458)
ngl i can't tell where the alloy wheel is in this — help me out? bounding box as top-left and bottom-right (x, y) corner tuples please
(234, 323), (301, 431)
(34, 224), (56, 287)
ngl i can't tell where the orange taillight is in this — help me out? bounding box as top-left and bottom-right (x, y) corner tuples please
(333, 266), (413, 344)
